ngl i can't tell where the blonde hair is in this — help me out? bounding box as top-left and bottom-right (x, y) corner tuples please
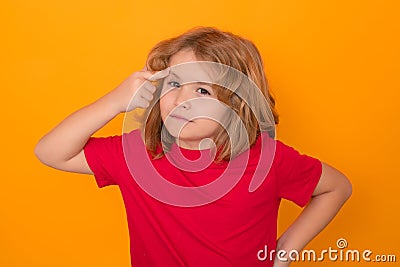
(141, 26), (279, 162)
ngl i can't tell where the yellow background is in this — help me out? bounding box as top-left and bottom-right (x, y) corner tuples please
(1, 0), (399, 266)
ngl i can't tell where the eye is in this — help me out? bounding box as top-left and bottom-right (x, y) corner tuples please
(196, 87), (211, 96)
(167, 81), (181, 88)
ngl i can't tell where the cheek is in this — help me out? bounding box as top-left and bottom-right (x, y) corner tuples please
(190, 98), (228, 122)
(195, 118), (221, 131)
(159, 95), (173, 120)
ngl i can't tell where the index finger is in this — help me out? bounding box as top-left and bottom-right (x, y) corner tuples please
(147, 67), (170, 81)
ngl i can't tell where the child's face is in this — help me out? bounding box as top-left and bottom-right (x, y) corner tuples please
(159, 49), (227, 149)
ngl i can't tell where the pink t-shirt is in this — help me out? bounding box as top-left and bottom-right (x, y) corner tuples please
(84, 130), (322, 267)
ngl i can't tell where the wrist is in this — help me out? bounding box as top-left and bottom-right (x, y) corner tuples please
(98, 91), (126, 115)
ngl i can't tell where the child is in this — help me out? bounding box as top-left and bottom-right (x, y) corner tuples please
(35, 27), (352, 267)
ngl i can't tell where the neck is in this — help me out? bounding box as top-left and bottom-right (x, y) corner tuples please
(175, 138), (215, 150)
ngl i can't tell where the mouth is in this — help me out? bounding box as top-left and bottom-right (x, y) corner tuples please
(170, 115), (193, 122)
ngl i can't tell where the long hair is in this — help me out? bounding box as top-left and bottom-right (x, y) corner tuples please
(141, 26), (279, 161)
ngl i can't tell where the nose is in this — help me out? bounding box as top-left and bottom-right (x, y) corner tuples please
(174, 85), (192, 109)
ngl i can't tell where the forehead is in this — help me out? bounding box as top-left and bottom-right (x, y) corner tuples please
(168, 63), (215, 83)
(168, 51), (222, 84)
(169, 49), (198, 66)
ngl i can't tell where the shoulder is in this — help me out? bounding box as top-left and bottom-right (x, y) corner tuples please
(85, 129), (143, 156)
(272, 139), (322, 179)
(274, 139), (319, 162)
(252, 132), (320, 167)
(274, 139), (296, 159)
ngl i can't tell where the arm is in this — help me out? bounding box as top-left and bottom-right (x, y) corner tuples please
(274, 162), (352, 267)
(34, 69), (164, 173)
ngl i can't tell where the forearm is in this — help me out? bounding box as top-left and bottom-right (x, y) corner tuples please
(35, 91), (122, 166)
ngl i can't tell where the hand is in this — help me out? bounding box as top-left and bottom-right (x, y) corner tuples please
(273, 258), (291, 267)
(112, 67), (170, 113)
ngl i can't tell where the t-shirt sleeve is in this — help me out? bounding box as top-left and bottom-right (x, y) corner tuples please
(275, 141), (322, 207)
(83, 135), (123, 188)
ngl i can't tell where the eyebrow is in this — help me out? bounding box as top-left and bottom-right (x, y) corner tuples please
(195, 81), (213, 87)
(169, 71), (181, 80)
(169, 72), (213, 86)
